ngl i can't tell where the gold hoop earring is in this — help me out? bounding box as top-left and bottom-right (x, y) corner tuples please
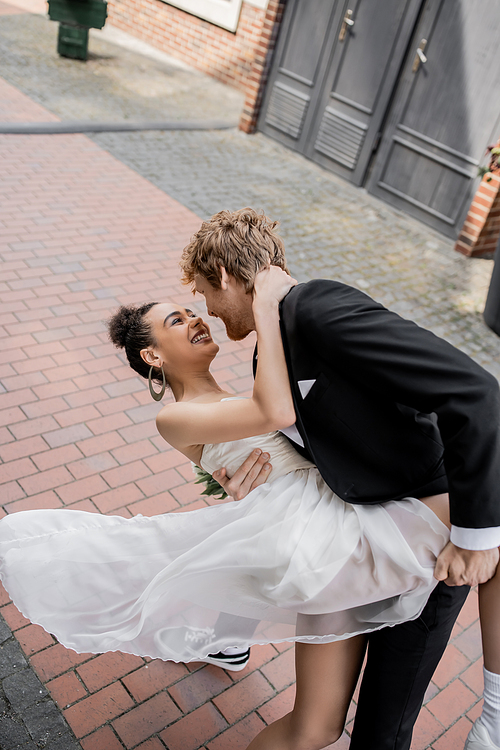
(149, 366), (166, 401)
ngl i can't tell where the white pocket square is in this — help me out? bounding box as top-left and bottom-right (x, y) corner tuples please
(298, 380), (316, 399)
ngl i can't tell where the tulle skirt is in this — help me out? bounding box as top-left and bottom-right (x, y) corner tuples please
(0, 467), (449, 662)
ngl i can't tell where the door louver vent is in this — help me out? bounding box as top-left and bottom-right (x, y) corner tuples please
(265, 82), (310, 139)
(314, 108), (367, 169)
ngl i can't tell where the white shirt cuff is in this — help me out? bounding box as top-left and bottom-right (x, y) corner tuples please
(450, 525), (500, 550)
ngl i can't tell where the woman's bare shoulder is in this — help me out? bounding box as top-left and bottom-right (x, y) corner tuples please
(156, 401), (190, 433)
(155, 398), (231, 439)
(155, 402), (203, 462)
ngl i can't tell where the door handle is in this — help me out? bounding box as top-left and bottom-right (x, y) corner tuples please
(339, 9), (354, 41)
(412, 39), (428, 73)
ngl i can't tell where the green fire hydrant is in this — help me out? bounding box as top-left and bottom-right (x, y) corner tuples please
(47, 0), (108, 61)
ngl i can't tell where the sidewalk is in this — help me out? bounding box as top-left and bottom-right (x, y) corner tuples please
(1, 3), (499, 748)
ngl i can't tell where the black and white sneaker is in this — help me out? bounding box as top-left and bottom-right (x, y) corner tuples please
(203, 647), (251, 672)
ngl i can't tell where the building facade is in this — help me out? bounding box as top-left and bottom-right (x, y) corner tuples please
(106, 0), (500, 247)
(105, 0), (284, 133)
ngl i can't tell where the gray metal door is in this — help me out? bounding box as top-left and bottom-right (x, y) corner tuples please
(304, 0), (423, 185)
(258, 0), (345, 154)
(258, 0), (424, 185)
(366, 0), (500, 237)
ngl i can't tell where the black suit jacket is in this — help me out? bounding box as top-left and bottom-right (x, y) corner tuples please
(255, 279), (500, 531)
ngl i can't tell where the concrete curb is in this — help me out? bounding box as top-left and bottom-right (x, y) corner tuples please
(0, 120), (238, 134)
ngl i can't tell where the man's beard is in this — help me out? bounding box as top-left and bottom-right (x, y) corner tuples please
(222, 316), (253, 342)
(216, 296), (254, 342)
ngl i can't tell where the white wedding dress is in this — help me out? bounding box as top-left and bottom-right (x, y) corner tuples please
(0, 430), (449, 663)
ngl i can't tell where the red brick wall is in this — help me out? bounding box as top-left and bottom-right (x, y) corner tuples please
(108, 0), (279, 119)
(455, 172), (500, 257)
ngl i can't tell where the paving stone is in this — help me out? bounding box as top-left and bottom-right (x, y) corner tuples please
(213, 672), (275, 724)
(122, 659), (188, 703)
(0, 714), (37, 749)
(16, 622), (56, 655)
(160, 702), (228, 750)
(454, 623), (484, 662)
(134, 738), (164, 750)
(79, 724), (124, 750)
(29, 644), (92, 682)
(45, 732), (83, 750)
(23, 699), (74, 744)
(0, 621), (81, 748)
(257, 683), (295, 725)
(111, 692), (181, 748)
(168, 664), (232, 713)
(0, 614), (13, 644)
(47, 671), (88, 709)
(76, 650), (143, 693)
(426, 678), (477, 727)
(0, 639), (28, 679)
(3, 668), (47, 710)
(0, 692), (8, 715)
(64, 682), (135, 738)
(259, 648), (295, 692)
(206, 711), (266, 750)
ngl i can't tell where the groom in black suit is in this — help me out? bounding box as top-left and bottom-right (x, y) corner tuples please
(180, 208), (500, 750)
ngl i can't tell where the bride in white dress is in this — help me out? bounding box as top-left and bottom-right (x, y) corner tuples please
(0, 267), (499, 750)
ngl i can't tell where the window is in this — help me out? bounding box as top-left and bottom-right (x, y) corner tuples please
(164, 0), (267, 32)
(165, 0), (243, 32)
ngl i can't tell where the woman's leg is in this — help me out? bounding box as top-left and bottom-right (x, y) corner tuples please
(246, 636), (366, 750)
(479, 558), (500, 674)
(476, 557), (500, 746)
(418, 496), (500, 746)
(418, 495), (500, 746)
(419, 493), (450, 527)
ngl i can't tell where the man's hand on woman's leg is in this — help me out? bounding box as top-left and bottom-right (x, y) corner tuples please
(434, 542), (499, 587)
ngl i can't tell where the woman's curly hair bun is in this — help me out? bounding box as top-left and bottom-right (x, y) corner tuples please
(108, 306), (141, 349)
(107, 303), (162, 384)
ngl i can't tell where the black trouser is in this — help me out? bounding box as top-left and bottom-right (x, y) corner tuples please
(349, 582), (470, 750)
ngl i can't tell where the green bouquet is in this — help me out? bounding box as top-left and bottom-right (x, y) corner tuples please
(192, 463), (228, 500)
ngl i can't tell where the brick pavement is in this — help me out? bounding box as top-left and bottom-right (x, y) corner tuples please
(1, 5), (500, 748)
